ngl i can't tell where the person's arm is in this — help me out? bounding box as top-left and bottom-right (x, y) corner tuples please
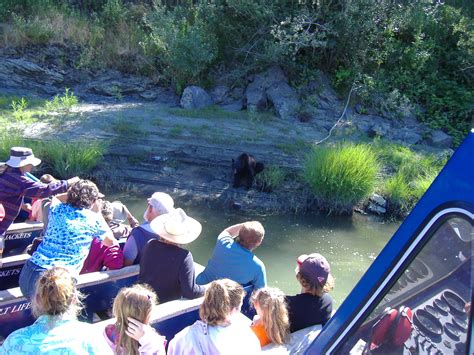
(179, 252), (206, 299)
(223, 223), (246, 238)
(123, 236), (138, 266)
(22, 176), (79, 199)
(123, 205), (139, 228)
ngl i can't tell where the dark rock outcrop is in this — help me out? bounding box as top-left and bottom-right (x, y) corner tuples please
(180, 86), (213, 109)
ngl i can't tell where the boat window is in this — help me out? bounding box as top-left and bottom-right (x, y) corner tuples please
(339, 214), (472, 354)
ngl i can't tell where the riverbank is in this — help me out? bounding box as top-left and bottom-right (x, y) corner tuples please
(0, 44), (453, 217)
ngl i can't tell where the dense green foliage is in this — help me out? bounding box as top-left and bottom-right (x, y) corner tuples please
(0, 0), (472, 142)
(304, 144), (379, 214)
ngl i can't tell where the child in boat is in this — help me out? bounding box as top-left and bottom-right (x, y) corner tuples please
(104, 284), (166, 354)
(251, 287), (290, 347)
(101, 200), (139, 239)
(285, 253), (335, 332)
(1, 267), (110, 353)
(167, 279), (261, 354)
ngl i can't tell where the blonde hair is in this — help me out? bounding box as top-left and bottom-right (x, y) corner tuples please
(32, 267), (83, 318)
(296, 272), (335, 297)
(236, 221), (265, 251)
(112, 284), (158, 355)
(200, 279), (244, 326)
(252, 287), (290, 345)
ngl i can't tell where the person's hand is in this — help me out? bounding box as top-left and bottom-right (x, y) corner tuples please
(22, 203), (32, 212)
(125, 317), (151, 342)
(67, 176), (80, 186)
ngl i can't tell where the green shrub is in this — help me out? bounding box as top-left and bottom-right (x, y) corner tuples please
(44, 88), (78, 112)
(0, 129), (30, 161)
(375, 141), (446, 216)
(384, 173), (411, 214)
(304, 144), (379, 214)
(144, 5), (218, 90)
(257, 166), (286, 192)
(37, 141), (105, 178)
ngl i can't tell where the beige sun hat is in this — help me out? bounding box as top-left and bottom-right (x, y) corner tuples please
(150, 208), (202, 244)
(5, 147), (41, 168)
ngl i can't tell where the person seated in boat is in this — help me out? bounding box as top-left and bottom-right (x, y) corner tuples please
(167, 278), (261, 354)
(0, 267), (110, 354)
(0, 147), (78, 237)
(101, 200), (139, 239)
(251, 287), (290, 347)
(138, 208), (206, 303)
(19, 179), (116, 300)
(285, 253), (335, 333)
(196, 221), (267, 290)
(123, 192), (174, 266)
(104, 284), (166, 354)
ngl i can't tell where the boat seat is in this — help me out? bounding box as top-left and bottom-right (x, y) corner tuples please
(3, 222), (43, 258)
(0, 254), (30, 290)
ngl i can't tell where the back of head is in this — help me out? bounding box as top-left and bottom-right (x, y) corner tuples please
(148, 192), (174, 215)
(236, 221), (265, 251)
(32, 267), (82, 318)
(113, 284), (157, 355)
(200, 279), (244, 326)
(67, 179), (100, 209)
(252, 287), (289, 345)
(296, 253), (335, 297)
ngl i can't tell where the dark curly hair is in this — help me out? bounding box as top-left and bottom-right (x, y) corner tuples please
(67, 179), (100, 209)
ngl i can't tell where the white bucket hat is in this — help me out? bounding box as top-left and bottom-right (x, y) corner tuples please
(150, 208), (202, 244)
(5, 147), (41, 168)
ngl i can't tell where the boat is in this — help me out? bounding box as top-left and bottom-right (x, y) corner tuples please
(0, 130), (472, 352)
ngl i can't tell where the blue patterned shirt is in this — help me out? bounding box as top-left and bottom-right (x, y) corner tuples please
(0, 315), (112, 354)
(30, 200), (109, 275)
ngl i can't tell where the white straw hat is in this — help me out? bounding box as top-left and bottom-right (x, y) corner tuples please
(5, 147), (41, 168)
(150, 208), (202, 244)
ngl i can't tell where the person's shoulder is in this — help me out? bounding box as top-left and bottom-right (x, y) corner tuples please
(217, 230), (233, 243)
(321, 292), (334, 305)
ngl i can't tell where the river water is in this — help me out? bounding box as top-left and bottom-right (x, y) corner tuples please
(112, 194), (400, 308)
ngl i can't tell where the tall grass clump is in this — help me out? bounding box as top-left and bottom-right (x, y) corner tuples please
(304, 144), (379, 214)
(0, 129), (30, 161)
(376, 142), (447, 217)
(257, 166), (286, 192)
(37, 141), (105, 179)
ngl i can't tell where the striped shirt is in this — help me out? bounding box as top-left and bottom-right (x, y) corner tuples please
(0, 167), (68, 235)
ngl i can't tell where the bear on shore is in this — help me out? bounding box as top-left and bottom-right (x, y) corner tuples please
(232, 153), (264, 189)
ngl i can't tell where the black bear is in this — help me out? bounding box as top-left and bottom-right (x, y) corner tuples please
(232, 153), (264, 189)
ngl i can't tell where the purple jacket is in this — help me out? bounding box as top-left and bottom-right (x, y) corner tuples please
(0, 167), (68, 235)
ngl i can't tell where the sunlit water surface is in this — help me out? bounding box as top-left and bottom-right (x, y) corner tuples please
(110, 194), (400, 308)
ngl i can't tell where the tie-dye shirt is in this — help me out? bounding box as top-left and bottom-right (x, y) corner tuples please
(0, 315), (112, 354)
(30, 199), (109, 275)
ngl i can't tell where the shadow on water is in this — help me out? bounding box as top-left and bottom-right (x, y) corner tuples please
(110, 193), (400, 308)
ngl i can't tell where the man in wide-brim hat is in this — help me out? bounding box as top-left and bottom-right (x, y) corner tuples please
(138, 208), (207, 303)
(0, 147), (79, 237)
